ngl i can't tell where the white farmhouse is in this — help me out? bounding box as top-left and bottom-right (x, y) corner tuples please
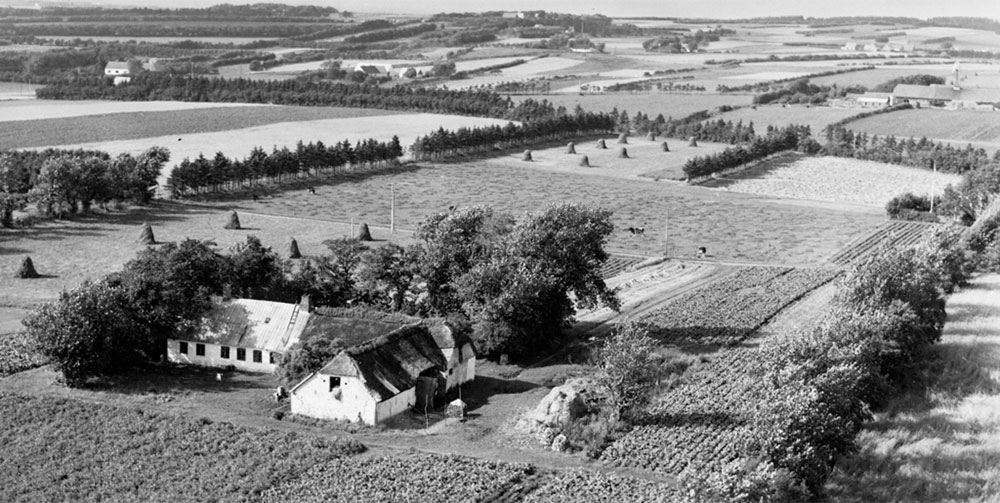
(291, 322), (475, 425)
(104, 61), (131, 85)
(167, 296), (311, 373)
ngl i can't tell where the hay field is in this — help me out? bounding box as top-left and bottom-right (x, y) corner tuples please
(30, 113), (515, 185)
(846, 108), (1000, 149)
(434, 57), (583, 90)
(0, 202), (413, 309)
(1, 105), (402, 150)
(711, 104), (864, 135)
(194, 158), (884, 266)
(0, 82), (38, 100)
(494, 134), (727, 180)
(704, 155), (961, 207)
(513, 93), (753, 119)
(0, 100), (259, 122)
(827, 273), (1000, 501)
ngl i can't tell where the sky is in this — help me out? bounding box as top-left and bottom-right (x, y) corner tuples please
(13, 0), (1000, 20)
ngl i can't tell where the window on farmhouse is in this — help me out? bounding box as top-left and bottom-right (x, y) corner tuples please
(253, 350), (262, 363)
(329, 376), (341, 392)
(220, 346), (230, 359)
(236, 348), (246, 361)
(195, 343), (205, 356)
(179, 341), (188, 354)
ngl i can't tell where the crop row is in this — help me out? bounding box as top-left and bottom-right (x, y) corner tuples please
(601, 345), (783, 477)
(599, 254), (647, 279)
(0, 392), (365, 502)
(829, 220), (934, 266)
(0, 332), (47, 376)
(524, 470), (679, 502)
(642, 266), (839, 346)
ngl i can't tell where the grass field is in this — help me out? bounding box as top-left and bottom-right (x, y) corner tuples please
(703, 154), (961, 207)
(0, 99), (259, 122)
(845, 108), (1000, 152)
(826, 273), (1000, 502)
(514, 93), (753, 119)
(1, 105), (402, 150)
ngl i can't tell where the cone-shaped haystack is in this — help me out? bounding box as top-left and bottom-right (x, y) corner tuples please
(596, 138), (607, 149)
(139, 222), (155, 244)
(688, 136), (698, 147)
(647, 131), (657, 141)
(662, 141), (670, 152)
(566, 142), (576, 154)
(357, 223), (373, 241)
(224, 210), (241, 230)
(579, 155), (590, 167)
(619, 147), (629, 159)
(522, 150), (533, 161)
(617, 133), (628, 144)
(288, 238), (301, 259)
(16, 256), (38, 279)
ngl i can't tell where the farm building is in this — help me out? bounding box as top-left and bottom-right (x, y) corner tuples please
(834, 92), (893, 108)
(892, 84), (1000, 110)
(167, 296), (311, 373)
(353, 63), (392, 76)
(290, 322), (475, 425)
(104, 61), (131, 85)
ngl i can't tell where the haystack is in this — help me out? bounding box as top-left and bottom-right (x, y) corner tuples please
(596, 138), (607, 149)
(617, 133), (628, 144)
(688, 136), (698, 147)
(662, 141), (670, 152)
(522, 150), (533, 161)
(224, 210), (241, 230)
(579, 155), (590, 167)
(647, 131), (657, 141)
(566, 142), (576, 154)
(288, 237), (302, 259)
(16, 256), (39, 279)
(138, 222), (155, 245)
(357, 222), (373, 241)
(619, 147), (629, 159)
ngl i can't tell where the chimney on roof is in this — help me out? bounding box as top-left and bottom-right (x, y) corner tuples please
(300, 294), (311, 313)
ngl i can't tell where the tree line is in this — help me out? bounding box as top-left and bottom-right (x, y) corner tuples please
(682, 125), (815, 179)
(822, 126), (994, 173)
(167, 137), (403, 196)
(410, 112), (615, 161)
(0, 147), (167, 227)
(35, 73), (523, 118)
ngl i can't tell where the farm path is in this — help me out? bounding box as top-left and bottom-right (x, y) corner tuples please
(827, 273), (1000, 501)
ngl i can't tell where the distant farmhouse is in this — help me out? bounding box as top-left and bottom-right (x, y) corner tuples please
(891, 84), (1000, 111)
(167, 296), (311, 373)
(290, 321), (475, 425)
(353, 63), (392, 76)
(104, 61), (131, 85)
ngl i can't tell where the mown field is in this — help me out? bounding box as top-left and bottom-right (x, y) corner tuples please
(1, 104), (400, 150)
(0, 99), (258, 122)
(845, 108), (1000, 152)
(704, 154), (962, 207)
(514, 93), (753, 118)
(710, 104), (863, 135)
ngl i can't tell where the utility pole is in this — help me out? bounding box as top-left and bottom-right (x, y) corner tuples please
(930, 160), (937, 214)
(664, 208), (669, 258)
(390, 183), (396, 233)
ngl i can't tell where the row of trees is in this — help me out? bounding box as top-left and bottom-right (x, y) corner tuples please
(822, 126), (996, 173)
(682, 125), (814, 179)
(0, 147), (167, 226)
(36, 73), (521, 118)
(167, 137), (403, 196)
(342, 23), (436, 44)
(409, 112), (616, 161)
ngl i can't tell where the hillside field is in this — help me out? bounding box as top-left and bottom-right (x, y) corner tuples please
(845, 108), (1000, 152)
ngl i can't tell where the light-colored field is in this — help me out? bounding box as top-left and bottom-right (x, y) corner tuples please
(705, 155), (961, 207)
(432, 57), (583, 90)
(847, 108), (1000, 152)
(827, 273), (1000, 501)
(31, 113), (516, 186)
(0, 203), (414, 309)
(712, 104), (864, 135)
(494, 134), (728, 181)
(41, 36), (278, 44)
(0, 100), (258, 122)
(720, 71), (813, 81)
(0, 82), (38, 101)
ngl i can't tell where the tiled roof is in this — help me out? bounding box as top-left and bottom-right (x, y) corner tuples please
(192, 298), (309, 352)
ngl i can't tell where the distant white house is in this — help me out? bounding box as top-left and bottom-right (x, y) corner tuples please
(290, 321), (475, 425)
(167, 296), (311, 373)
(104, 61), (131, 85)
(353, 63), (392, 76)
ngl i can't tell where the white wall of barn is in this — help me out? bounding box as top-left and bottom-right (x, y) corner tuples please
(291, 373), (378, 424)
(166, 339), (280, 374)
